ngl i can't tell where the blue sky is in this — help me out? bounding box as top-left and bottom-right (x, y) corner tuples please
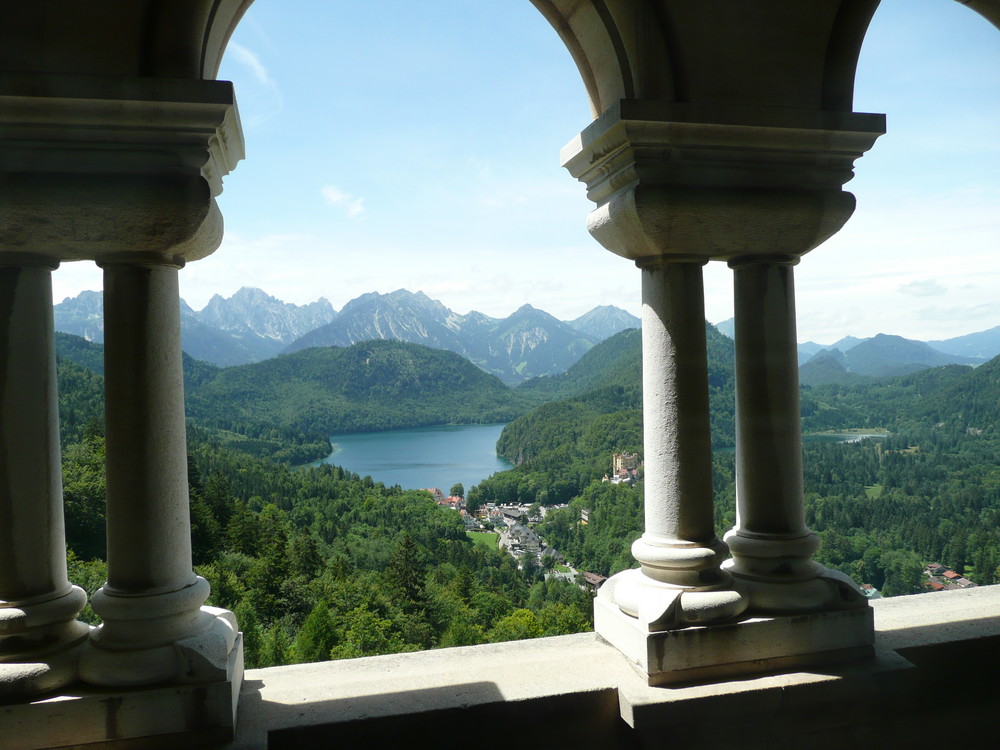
(53, 0), (999, 345)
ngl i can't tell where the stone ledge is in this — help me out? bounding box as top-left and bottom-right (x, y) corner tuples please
(9, 588), (1000, 749)
(595, 592), (874, 686)
(228, 586), (1000, 750)
(2, 635), (242, 750)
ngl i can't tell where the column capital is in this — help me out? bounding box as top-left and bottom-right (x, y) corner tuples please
(96, 253), (186, 270)
(0, 253), (60, 270)
(728, 254), (800, 269)
(634, 254), (707, 269)
(0, 72), (243, 264)
(561, 100), (884, 263)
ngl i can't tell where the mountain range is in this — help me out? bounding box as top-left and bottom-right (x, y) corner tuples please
(55, 286), (1000, 389)
(54, 288), (641, 384)
(798, 334), (985, 386)
(714, 318), (1000, 386)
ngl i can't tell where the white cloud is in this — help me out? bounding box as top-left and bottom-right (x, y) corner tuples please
(52, 260), (103, 303)
(898, 279), (947, 297)
(228, 42), (276, 89)
(221, 43), (283, 128)
(321, 186), (365, 218)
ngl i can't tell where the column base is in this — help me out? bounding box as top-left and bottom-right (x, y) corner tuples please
(0, 586), (91, 702)
(0, 639), (89, 704)
(595, 581), (874, 686)
(2, 633), (243, 750)
(725, 566), (870, 614)
(723, 531), (869, 614)
(603, 568), (748, 630)
(80, 599), (239, 688)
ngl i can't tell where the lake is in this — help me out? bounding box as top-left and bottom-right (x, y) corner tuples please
(315, 423), (513, 492)
(803, 431), (888, 444)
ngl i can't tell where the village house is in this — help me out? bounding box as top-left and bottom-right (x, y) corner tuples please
(602, 451), (642, 484)
(498, 522), (543, 560)
(924, 564), (979, 592)
(581, 572), (608, 592)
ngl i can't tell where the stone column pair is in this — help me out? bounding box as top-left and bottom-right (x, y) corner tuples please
(0, 257), (236, 694)
(564, 102), (884, 682)
(0, 75), (243, 699)
(603, 253), (856, 629)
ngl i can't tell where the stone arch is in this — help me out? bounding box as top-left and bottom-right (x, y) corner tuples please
(0, 0), (252, 79)
(529, 0), (880, 117)
(956, 0), (1000, 31)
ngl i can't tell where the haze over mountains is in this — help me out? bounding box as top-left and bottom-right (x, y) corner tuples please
(54, 288), (641, 385)
(714, 318), (1000, 386)
(798, 335), (984, 386)
(55, 287), (1000, 389)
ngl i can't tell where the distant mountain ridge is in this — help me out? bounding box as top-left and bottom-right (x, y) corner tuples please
(54, 288), (638, 382)
(281, 289), (629, 385)
(196, 287), (336, 359)
(54, 287), (336, 366)
(927, 326), (1000, 361)
(566, 306), (641, 340)
(712, 318), (1000, 383)
(799, 334), (983, 385)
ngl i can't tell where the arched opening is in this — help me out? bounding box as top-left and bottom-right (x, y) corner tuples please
(797, 0), (1000, 344)
(193, 3), (637, 323)
(7, 2), (1000, 746)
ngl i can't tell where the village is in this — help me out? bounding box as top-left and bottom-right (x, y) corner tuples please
(424, 451), (975, 601)
(923, 562), (978, 592)
(422, 485), (598, 586)
(422, 452), (644, 592)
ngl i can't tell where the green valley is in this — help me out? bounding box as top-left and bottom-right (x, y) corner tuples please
(55, 319), (1000, 670)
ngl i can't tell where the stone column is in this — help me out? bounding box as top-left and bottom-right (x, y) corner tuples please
(2, 68), (245, 743)
(0, 257), (90, 699)
(563, 101), (883, 683)
(723, 257), (866, 613)
(79, 257), (236, 686)
(606, 258), (746, 629)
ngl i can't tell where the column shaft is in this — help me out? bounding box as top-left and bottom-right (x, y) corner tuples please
(0, 261), (88, 698)
(80, 261), (236, 687)
(102, 263), (195, 593)
(637, 261), (719, 572)
(732, 260), (808, 537)
(724, 258), (865, 612)
(601, 259), (746, 629)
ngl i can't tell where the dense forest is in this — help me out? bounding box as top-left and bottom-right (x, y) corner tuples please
(469, 325), (733, 510)
(56, 321), (1000, 668)
(500, 330), (1000, 598)
(56, 335), (591, 668)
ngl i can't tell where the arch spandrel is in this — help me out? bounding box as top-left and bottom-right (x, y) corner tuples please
(532, 0), (881, 118)
(0, 0), (253, 80)
(955, 0), (1000, 31)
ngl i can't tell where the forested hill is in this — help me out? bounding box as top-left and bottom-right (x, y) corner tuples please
(800, 358), (1000, 435)
(502, 323), (735, 464)
(184, 339), (537, 440)
(516, 328), (641, 402)
(469, 323), (735, 508)
(56, 334), (543, 463)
